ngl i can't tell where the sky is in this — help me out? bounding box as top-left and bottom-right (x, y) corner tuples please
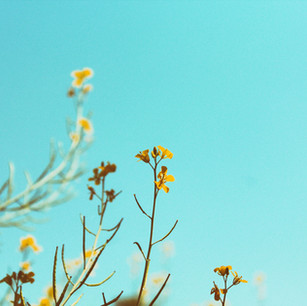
(1, 1), (307, 305)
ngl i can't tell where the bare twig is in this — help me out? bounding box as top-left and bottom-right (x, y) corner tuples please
(100, 291), (124, 306)
(133, 242), (146, 261)
(149, 274), (170, 306)
(152, 220), (178, 246)
(134, 194), (151, 219)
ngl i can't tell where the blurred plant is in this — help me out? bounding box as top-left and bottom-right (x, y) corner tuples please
(253, 271), (266, 305)
(0, 270), (35, 305)
(0, 67), (94, 230)
(134, 146), (178, 305)
(210, 265), (247, 306)
(51, 161), (123, 305)
(0, 234), (42, 304)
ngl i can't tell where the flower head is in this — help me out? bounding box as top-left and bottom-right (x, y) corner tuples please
(88, 168), (100, 185)
(99, 162), (116, 177)
(231, 271), (248, 285)
(214, 265), (232, 276)
(78, 117), (93, 134)
(88, 162), (116, 185)
(19, 235), (42, 253)
(154, 166), (175, 193)
(20, 261), (31, 271)
(83, 84), (93, 94)
(69, 132), (80, 144)
(106, 189), (116, 202)
(135, 149), (150, 163)
(71, 67), (93, 88)
(38, 297), (52, 306)
(158, 146), (173, 159)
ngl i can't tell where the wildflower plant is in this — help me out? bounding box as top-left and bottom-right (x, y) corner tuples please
(0, 68), (94, 230)
(211, 265), (247, 306)
(134, 146), (178, 305)
(51, 161), (123, 305)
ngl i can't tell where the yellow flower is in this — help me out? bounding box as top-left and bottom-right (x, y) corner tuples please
(69, 132), (80, 144)
(20, 261), (31, 271)
(154, 166), (175, 193)
(38, 297), (51, 306)
(85, 249), (98, 259)
(214, 265), (232, 276)
(46, 286), (53, 299)
(231, 271), (248, 285)
(135, 149), (150, 163)
(19, 235), (42, 253)
(83, 84), (93, 94)
(78, 117), (93, 134)
(71, 67), (93, 88)
(158, 145), (173, 159)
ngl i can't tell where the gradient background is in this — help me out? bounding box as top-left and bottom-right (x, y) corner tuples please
(1, 1), (307, 305)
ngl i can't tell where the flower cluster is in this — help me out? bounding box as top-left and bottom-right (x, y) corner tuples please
(19, 235), (42, 253)
(135, 145), (173, 163)
(0, 270), (35, 305)
(88, 162), (117, 185)
(88, 161), (120, 207)
(67, 67), (94, 144)
(211, 265), (247, 305)
(70, 67), (94, 91)
(135, 146), (175, 193)
(0, 271), (35, 286)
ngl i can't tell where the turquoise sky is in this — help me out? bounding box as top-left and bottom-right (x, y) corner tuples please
(1, 1), (307, 305)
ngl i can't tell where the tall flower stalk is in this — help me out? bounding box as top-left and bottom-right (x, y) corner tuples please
(0, 68), (94, 229)
(134, 146), (177, 305)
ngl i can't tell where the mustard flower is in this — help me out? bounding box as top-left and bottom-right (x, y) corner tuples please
(78, 117), (93, 134)
(214, 265), (232, 276)
(135, 149), (150, 163)
(88, 168), (101, 185)
(20, 261), (31, 271)
(69, 132), (80, 144)
(71, 67), (93, 88)
(231, 271), (248, 285)
(83, 84), (93, 94)
(158, 145), (173, 159)
(38, 297), (51, 306)
(19, 235), (42, 253)
(154, 166), (175, 193)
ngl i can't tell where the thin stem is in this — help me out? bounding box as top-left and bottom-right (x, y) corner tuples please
(134, 194), (151, 219)
(149, 274), (170, 306)
(136, 166), (159, 305)
(222, 275), (228, 306)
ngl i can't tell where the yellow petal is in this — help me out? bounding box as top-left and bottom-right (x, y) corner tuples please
(83, 67), (94, 78)
(83, 84), (93, 93)
(166, 174), (175, 182)
(78, 118), (93, 134)
(162, 184), (169, 193)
